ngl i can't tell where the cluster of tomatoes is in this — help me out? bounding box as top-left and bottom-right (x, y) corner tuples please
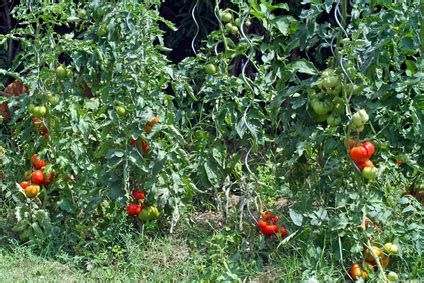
(308, 68), (350, 126)
(258, 211), (288, 238)
(347, 140), (378, 180)
(127, 190), (160, 221)
(19, 154), (55, 198)
(130, 116), (159, 154)
(219, 9), (251, 36)
(350, 242), (399, 281)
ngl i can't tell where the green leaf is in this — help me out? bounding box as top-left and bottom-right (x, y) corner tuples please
(286, 59), (317, 75)
(289, 208), (303, 226)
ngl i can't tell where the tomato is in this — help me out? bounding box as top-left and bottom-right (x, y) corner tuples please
(24, 170), (32, 180)
(280, 226), (288, 237)
(262, 224), (278, 236)
(78, 9), (87, 18)
(319, 69), (339, 89)
(205, 64), (217, 75)
(127, 203), (142, 216)
(361, 141), (375, 157)
(261, 211), (273, 221)
(220, 11), (233, 23)
(36, 159), (46, 170)
(229, 25), (239, 35)
(56, 65), (67, 80)
(144, 124), (152, 134)
(42, 171), (55, 188)
(356, 160), (374, 171)
(363, 246), (382, 263)
(326, 113), (341, 126)
(387, 271), (398, 281)
(138, 207), (150, 221)
(25, 185), (40, 198)
(380, 254), (389, 268)
(132, 191), (145, 200)
(97, 25), (108, 37)
(130, 138), (137, 148)
(332, 97), (345, 115)
(349, 146), (369, 163)
(47, 92), (59, 105)
(28, 103), (36, 115)
(310, 98), (333, 115)
(141, 140), (150, 153)
(20, 181), (31, 190)
(350, 263), (366, 281)
(116, 106), (126, 116)
(31, 154), (40, 167)
(327, 85), (342, 96)
(383, 243), (398, 255)
(258, 219), (267, 230)
(31, 170), (45, 185)
(271, 216), (279, 224)
(33, 106), (46, 118)
(344, 138), (357, 149)
(66, 68), (73, 78)
(352, 109), (369, 127)
(362, 166), (378, 180)
(345, 83), (363, 96)
(147, 117), (159, 127)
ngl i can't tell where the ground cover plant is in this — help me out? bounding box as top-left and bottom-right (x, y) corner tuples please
(0, 0), (423, 281)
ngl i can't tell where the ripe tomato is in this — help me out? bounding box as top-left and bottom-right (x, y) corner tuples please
(258, 219), (267, 230)
(380, 254), (389, 268)
(205, 64), (217, 75)
(280, 227), (288, 237)
(127, 203), (142, 216)
(31, 154), (40, 167)
(356, 160), (374, 171)
(20, 181), (31, 190)
(261, 211), (273, 221)
(132, 191), (145, 200)
(263, 224), (279, 236)
(130, 138), (138, 148)
(25, 185), (40, 198)
(147, 117), (159, 127)
(31, 170), (45, 185)
(363, 246), (382, 263)
(362, 141), (375, 157)
(141, 140), (150, 153)
(350, 263), (366, 281)
(349, 146), (369, 163)
(271, 216), (279, 224)
(35, 159), (46, 169)
(362, 166), (378, 180)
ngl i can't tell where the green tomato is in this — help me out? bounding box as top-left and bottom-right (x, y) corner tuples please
(56, 65), (67, 80)
(326, 113), (341, 126)
(362, 166), (378, 180)
(352, 109), (369, 127)
(387, 272), (399, 281)
(319, 69), (339, 89)
(310, 98), (333, 115)
(332, 97), (345, 115)
(384, 243), (399, 255)
(220, 11), (233, 23)
(230, 25), (239, 35)
(138, 208), (151, 221)
(33, 106), (47, 118)
(28, 104), (36, 114)
(116, 106), (126, 116)
(47, 93), (59, 105)
(327, 84), (341, 96)
(78, 9), (87, 18)
(311, 112), (329, 123)
(345, 83), (363, 95)
(205, 64), (217, 75)
(97, 25), (108, 37)
(245, 19), (251, 27)
(66, 68), (73, 78)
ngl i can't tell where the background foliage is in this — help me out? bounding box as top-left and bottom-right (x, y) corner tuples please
(0, 0), (423, 281)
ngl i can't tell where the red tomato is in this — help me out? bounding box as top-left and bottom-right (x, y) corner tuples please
(141, 140), (150, 153)
(20, 181), (31, 189)
(356, 160), (374, 171)
(361, 141), (375, 157)
(258, 219), (268, 230)
(130, 139), (137, 148)
(349, 146), (369, 163)
(36, 159), (46, 169)
(31, 170), (45, 185)
(261, 211), (273, 221)
(132, 191), (145, 200)
(280, 227), (288, 237)
(271, 216), (279, 224)
(263, 224), (279, 236)
(31, 154), (40, 167)
(127, 203), (142, 216)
